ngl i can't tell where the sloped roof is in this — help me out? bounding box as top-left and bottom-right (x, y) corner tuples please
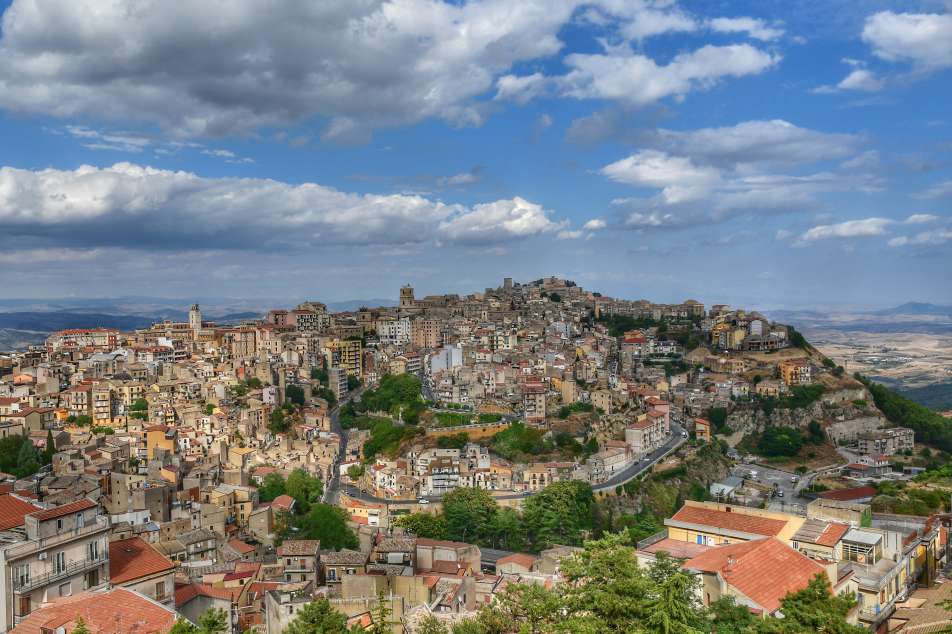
(109, 537), (175, 584)
(0, 494), (41, 530)
(684, 538), (827, 614)
(11, 588), (176, 634)
(669, 505), (787, 537)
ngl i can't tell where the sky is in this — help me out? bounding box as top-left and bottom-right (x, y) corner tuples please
(0, 0), (950, 309)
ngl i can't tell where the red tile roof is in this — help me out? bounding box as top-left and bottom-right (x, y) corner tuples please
(28, 498), (95, 522)
(271, 494), (295, 511)
(685, 538), (827, 614)
(669, 505), (788, 537)
(109, 537), (175, 584)
(496, 553), (538, 570)
(227, 538), (256, 555)
(814, 522), (851, 548)
(638, 537), (713, 559)
(818, 486), (877, 502)
(11, 587), (176, 634)
(0, 494), (41, 530)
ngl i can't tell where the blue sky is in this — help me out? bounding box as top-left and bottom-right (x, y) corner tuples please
(0, 0), (949, 308)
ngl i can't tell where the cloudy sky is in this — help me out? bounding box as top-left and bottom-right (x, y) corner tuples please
(0, 0), (950, 308)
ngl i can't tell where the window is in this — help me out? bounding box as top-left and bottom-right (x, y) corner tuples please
(54, 551), (66, 574)
(15, 564), (30, 587)
(77, 513), (85, 528)
(328, 569), (337, 581)
(18, 597), (30, 617)
(56, 519), (64, 531)
(155, 581), (166, 599)
(59, 582), (71, 597)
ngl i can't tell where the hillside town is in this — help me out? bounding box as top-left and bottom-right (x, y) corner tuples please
(0, 276), (947, 633)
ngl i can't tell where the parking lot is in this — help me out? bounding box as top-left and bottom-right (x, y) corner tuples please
(732, 463), (808, 512)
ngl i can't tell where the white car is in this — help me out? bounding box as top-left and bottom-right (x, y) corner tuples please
(417, 498), (430, 505)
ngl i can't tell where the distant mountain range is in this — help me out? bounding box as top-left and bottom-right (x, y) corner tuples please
(875, 302), (952, 317)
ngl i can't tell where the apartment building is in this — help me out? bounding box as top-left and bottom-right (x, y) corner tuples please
(277, 540), (320, 585)
(411, 319), (440, 349)
(779, 359), (812, 386)
(856, 428), (915, 456)
(324, 339), (362, 378)
(0, 499), (111, 630)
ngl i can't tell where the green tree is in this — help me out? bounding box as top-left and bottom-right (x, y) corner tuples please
(394, 513), (448, 540)
(418, 615), (449, 634)
(490, 507), (527, 552)
(42, 429), (56, 464)
(707, 407), (728, 432)
(283, 598), (351, 634)
(758, 574), (863, 634)
(269, 409), (290, 434)
(347, 375), (361, 391)
(15, 438), (41, 478)
(285, 468), (323, 513)
(71, 617), (92, 634)
(758, 426), (803, 457)
(291, 503), (358, 550)
(130, 398), (148, 411)
(522, 481), (595, 549)
(286, 384), (306, 406)
(346, 464), (365, 480)
(709, 597), (758, 633)
(443, 487), (498, 545)
(167, 607), (229, 634)
(257, 471), (287, 502)
(205, 403), (215, 415)
(366, 593), (393, 634)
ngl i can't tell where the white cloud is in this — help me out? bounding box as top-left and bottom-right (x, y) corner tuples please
(601, 150), (721, 204)
(437, 168), (482, 188)
(905, 213), (940, 224)
(708, 17), (784, 41)
(600, 119), (878, 230)
(862, 11), (952, 70)
(0, 163), (563, 250)
(814, 69), (885, 93)
(889, 229), (952, 247)
(775, 229), (794, 241)
(796, 217), (893, 244)
(650, 119), (862, 167)
(0, 0), (582, 137)
(555, 44), (779, 106)
(583, 218), (607, 230)
(437, 197), (565, 244)
(495, 73), (549, 104)
(556, 229), (584, 240)
(917, 180), (952, 199)
(621, 7), (698, 40)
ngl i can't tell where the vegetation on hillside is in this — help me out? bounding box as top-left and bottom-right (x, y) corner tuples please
(340, 374), (425, 426)
(859, 374), (952, 452)
(397, 481), (600, 553)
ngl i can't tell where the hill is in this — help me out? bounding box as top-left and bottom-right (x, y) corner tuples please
(875, 302), (952, 317)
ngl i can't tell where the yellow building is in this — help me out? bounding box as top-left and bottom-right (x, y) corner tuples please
(145, 425), (177, 459)
(664, 501), (804, 547)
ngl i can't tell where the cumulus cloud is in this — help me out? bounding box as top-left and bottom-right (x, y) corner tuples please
(556, 230), (584, 240)
(0, 0), (582, 137)
(437, 168), (483, 188)
(438, 197), (565, 244)
(601, 150), (720, 204)
(648, 119), (862, 168)
(813, 69), (885, 94)
(708, 17), (784, 41)
(0, 163), (563, 250)
(583, 218), (607, 230)
(889, 229), (952, 247)
(795, 217), (893, 244)
(862, 11), (952, 70)
(554, 44), (779, 106)
(600, 119), (879, 230)
(905, 213), (940, 224)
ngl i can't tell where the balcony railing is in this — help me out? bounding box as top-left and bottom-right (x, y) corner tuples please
(13, 554), (108, 594)
(3, 516), (110, 561)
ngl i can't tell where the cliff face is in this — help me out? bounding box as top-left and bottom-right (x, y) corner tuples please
(724, 386), (883, 438)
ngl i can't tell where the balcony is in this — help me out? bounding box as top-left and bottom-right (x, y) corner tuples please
(3, 516), (110, 561)
(13, 554), (108, 594)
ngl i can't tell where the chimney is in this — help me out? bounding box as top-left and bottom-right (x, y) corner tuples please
(725, 556), (736, 571)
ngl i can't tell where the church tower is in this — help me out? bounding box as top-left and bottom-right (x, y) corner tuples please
(189, 303), (202, 332)
(399, 285), (415, 310)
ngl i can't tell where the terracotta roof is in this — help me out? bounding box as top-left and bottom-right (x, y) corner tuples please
(669, 505), (788, 537)
(227, 538), (256, 555)
(271, 494), (295, 511)
(109, 537), (175, 584)
(11, 587), (176, 634)
(818, 486), (877, 502)
(0, 494), (41, 530)
(496, 553), (538, 570)
(28, 498), (96, 521)
(685, 538), (827, 614)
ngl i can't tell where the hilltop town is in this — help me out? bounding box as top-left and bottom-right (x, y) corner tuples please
(0, 276), (949, 633)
